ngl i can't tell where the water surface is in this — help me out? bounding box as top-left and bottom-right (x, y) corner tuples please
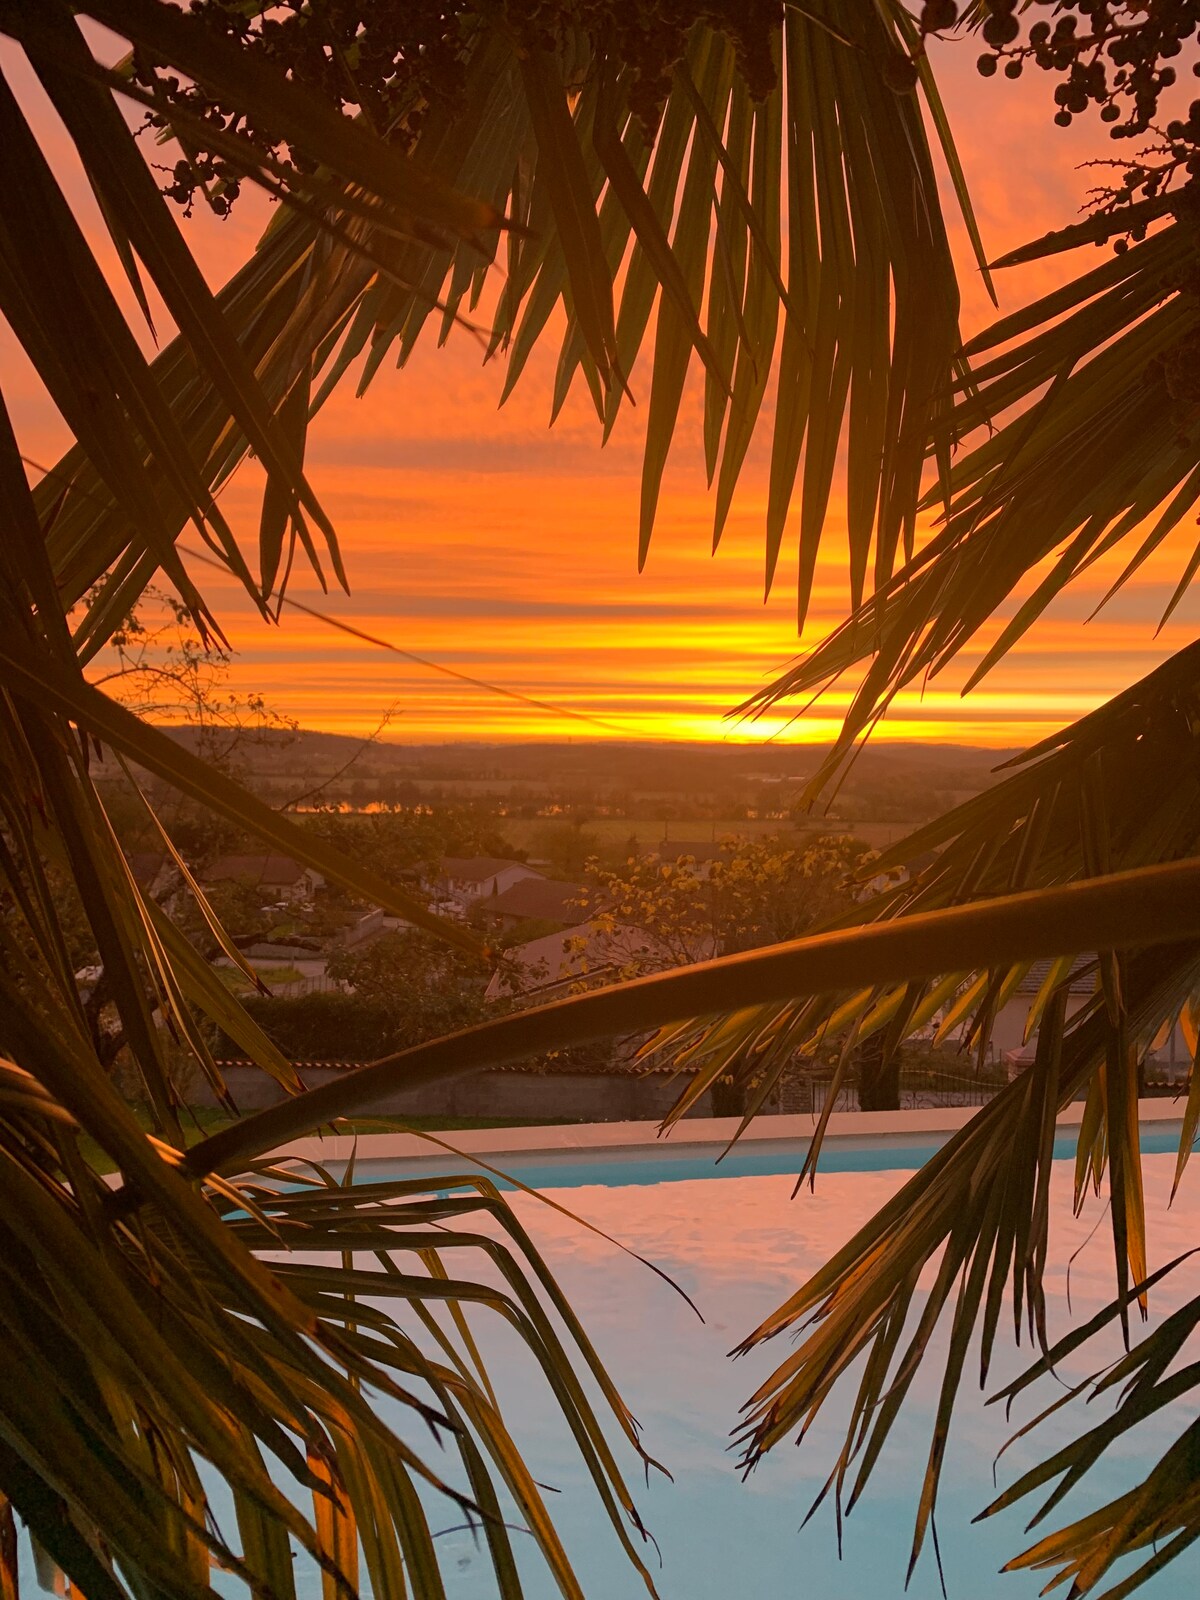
(429, 1149), (1200, 1599)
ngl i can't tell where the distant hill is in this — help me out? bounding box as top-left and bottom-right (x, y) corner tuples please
(147, 724), (1021, 778)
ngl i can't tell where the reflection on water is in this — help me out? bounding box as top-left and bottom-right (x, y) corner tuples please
(28, 1154), (1196, 1599)
(431, 1153), (1200, 1600)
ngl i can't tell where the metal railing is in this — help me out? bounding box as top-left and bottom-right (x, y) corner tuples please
(805, 1068), (1004, 1117)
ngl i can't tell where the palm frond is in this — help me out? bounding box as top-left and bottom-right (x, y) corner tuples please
(0, 477), (666, 1596)
(0, 6), (676, 1592)
(2, 0), (510, 632)
(646, 640), (1200, 1135)
(12, 5), (1192, 1597)
(18, 0), (966, 651)
(143, 848), (1200, 1183)
(621, 652), (1200, 1594)
(728, 942), (1198, 1590)
(741, 200), (1200, 774)
(971, 1259), (1200, 1597)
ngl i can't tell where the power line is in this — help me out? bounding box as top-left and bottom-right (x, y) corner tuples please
(22, 454), (633, 736)
(179, 540), (632, 737)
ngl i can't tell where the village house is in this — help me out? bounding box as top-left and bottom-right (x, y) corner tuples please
(478, 876), (585, 933)
(946, 957), (1189, 1083)
(485, 920), (667, 1002)
(200, 853), (324, 905)
(431, 855), (544, 912)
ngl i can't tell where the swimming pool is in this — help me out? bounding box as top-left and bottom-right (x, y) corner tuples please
(346, 1119), (1188, 1193)
(25, 1125), (1195, 1599)
(343, 1127), (1200, 1598)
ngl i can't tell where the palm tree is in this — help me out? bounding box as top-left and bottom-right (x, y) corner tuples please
(0, 2), (970, 1594)
(2, 2), (1197, 1597)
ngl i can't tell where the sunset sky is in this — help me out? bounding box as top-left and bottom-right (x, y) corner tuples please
(11, 34), (1200, 746)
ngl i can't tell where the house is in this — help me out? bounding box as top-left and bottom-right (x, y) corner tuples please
(947, 956), (1188, 1082)
(201, 853), (324, 904)
(480, 877), (585, 932)
(986, 957), (1098, 1074)
(433, 856), (543, 910)
(485, 921), (666, 1002)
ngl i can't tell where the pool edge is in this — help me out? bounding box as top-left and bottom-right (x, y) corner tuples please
(265, 1098), (1186, 1175)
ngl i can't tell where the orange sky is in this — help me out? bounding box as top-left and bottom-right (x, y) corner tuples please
(10, 34), (1199, 747)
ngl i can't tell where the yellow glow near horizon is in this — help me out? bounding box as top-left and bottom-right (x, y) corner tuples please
(10, 36), (1200, 753)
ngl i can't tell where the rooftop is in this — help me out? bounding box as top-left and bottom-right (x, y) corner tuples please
(1013, 955), (1098, 998)
(203, 853), (311, 886)
(439, 855), (540, 883)
(484, 877), (586, 924)
(486, 920), (665, 1000)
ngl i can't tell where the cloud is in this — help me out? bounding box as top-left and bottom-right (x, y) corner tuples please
(12, 32), (1195, 748)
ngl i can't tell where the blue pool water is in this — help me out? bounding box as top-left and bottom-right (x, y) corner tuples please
(24, 1129), (1198, 1600)
(313, 1126), (1198, 1600)
(352, 1120), (1187, 1193)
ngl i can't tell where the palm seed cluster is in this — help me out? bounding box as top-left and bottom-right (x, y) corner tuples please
(970, 0), (1199, 140)
(915, 3), (1200, 253)
(136, 0), (782, 217)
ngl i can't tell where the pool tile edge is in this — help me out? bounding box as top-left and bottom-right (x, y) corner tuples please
(265, 1098), (1185, 1173)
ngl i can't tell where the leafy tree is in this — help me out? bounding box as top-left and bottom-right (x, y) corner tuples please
(84, 583), (299, 772)
(578, 834), (871, 971)
(302, 806), (520, 884)
(194, 877), (279, 947)
(576, 835), (871, 1111)
(325, 928), (493, 1044)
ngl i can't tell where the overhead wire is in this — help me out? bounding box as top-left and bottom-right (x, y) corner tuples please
(178, 538), (635, 737)
(23, 453), (634, 736)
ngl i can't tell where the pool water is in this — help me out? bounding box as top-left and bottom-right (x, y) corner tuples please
(364, 1122), (1187, 1193)
(22, 1139), (1199, 1599)
(407, 1145), (1200, 1600)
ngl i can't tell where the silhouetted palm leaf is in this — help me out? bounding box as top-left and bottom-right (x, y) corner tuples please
(643, 652), (1200, 1595)
(9, 3), (1196, 1597)
(23, 0), (970, 653)
(0, 4), (672, 1593)
(741, 199), (1200, 782)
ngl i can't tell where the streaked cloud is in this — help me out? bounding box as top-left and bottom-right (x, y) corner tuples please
(10, 35), (1197, 750)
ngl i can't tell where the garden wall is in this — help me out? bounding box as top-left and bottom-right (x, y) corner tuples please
(201, 1064), (714, 1122)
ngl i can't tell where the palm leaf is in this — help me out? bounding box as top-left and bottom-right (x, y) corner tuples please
(0, 6), (678, 1593)
(628, 656), (1200, 1593)
(22, 0), (964, 649)
(980, 1268), (1200, 1598)
(16, 4), (1190, 1597)
(742, 204), (1200, 766)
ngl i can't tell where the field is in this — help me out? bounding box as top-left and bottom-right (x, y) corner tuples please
(501, 816), (798, 852)
(500, 815), (931, 858)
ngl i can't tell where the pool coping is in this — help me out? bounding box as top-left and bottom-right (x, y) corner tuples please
(268, 1096), (1186, 1171)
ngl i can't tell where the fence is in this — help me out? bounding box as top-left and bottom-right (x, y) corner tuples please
(804, 1068), (1004, 1118)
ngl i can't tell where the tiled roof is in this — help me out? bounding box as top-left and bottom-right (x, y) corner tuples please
(485, 877), (586, 923)
(204, 853), (310, 886)
(439, 855), (538, 882)
(485, 920), (674, 1000)
(1013, 955), (1097, 997)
